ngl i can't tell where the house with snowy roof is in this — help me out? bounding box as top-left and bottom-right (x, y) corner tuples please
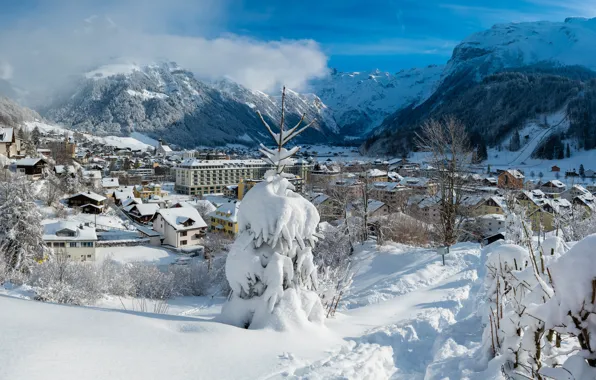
(363, 169), (388, 182)
(156, 139), (173, 156)
(473, 196), (506, 216)
(43, 221), (98, 261)
(562, 184), (590, 201)
(82, 170), (102, 188)
(101, 177), (120, 192)
(65, 191), (107, 214)
(153, 207), (207, 247)
(14, 157), (47, 180)
(54, 165), (76, 177)
(126, 203), (160, 224)
(497, 169), (524, 190)
(0, 127), (22, 158)
(540, 180), (566, 198)
(366, 199), (390, 218)
(208, 200), (240, 236)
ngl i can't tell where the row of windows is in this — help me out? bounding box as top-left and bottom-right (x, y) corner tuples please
(50, 242), (94, 248)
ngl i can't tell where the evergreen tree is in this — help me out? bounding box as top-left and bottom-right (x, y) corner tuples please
(487, 165), (491, 174)
(566, 143), (571, 158)
(31, 127), (41, 147)
(579, 164), (585, 178)
(538, 172), (544, 180)
(509, 130), (521, 151)
(0, 174), (48, 272)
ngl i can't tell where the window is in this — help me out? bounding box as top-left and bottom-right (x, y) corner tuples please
(69, 242), (77, 247)
(81, 242), (93, 247)
(87, 255), (92, 258)
(181, 231), (187, 237)
(181, 241), (187, 245)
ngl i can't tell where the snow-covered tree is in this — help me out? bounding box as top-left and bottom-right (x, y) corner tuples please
(221, 87), (325, 330)
(0, 174), (48, 273)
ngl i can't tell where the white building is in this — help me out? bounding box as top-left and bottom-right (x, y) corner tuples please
(153, 207), (207, 248)
(101, 177), (120, 191)
(43, 221), (98, 261)
(174, 158), (310, 196)
(0, 127), (21, 158)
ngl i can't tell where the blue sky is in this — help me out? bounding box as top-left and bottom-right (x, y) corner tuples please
(0, 0), (594, 92)
(211, 0), (595, 71)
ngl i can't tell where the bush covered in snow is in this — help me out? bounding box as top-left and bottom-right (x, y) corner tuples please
(26, 256), (229, 306)
(480, 234), (596, 379)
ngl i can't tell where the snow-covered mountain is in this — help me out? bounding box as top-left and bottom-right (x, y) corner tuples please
(444, 17), (596, 79)
(40, 62), (340, 148)
(310, 66), (443, 137)
(365, 17), (596, 155)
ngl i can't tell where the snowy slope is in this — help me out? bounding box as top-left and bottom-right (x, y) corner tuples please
(311, 66), (443, 137)
(445, 17), (596, 78)
(0, 241), (496, 380)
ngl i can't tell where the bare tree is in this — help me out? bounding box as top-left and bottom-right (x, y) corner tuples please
(416, 117), (472, 246)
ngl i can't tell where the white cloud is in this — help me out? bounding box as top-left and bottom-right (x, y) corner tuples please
(0, 0), (328, 97)
(0, 62), (13, 80)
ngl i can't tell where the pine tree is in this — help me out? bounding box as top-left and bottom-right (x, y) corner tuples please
(477, 140), (488, 162)
(487, 165), (491, 175)
(31, 127), (41, 147)
(221, 87), (324, 330)
(566, 143), (571, 158)
(0, 174), (48, 272)
(509, 130), (521, 151)
(579, 164), (585, 178)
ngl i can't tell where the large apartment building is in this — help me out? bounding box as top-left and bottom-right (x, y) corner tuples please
(174, 158), (310, 196)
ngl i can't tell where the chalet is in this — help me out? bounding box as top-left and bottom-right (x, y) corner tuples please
(0, 127), (21, 158)
(476, 214), (506, 236)
(585, 169), (596, 178)
(14, 157), (47, 180)
(126, 203), (160, 224)
(497, 169), (524, 190)
(483, 177), (498, 187)
(540, 180), (566, 198)
(208, 201), (241, 236)
(573, 194), (596, 216)
(551, 165), (560, 172)
(65, 191), (106, 214)
(43, 221), (98, 261)
(153, 207), (207, 247)
(121, 197), (143, 208)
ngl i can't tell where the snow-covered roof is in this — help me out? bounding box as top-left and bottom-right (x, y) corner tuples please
(372, 182), (406, 192)
(82, 170), (102, 179)
(542, 180), (566, 189)
(102, 177), (120, 187)
(161, 145), (172, 152)
(178, 158), (266, 168)
(366, 169), (387, 177)
(157, 207), (207, 231)
(129, 203), (160, 216)
(505, 169), (524, 179)
(0, 127), (13, 143)
(121, 197), (143, 208)
(54, 165), (76, 175)
(15, 157), (46, 167)
(366, 199), (386, 214)
(208, 201), (241, 223)
(67, 191), (106, 202)
(309, 193), (330, 206)
(43, 221), (97, 241)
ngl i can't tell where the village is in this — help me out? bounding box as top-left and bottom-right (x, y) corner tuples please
(0, 123), (594, 268)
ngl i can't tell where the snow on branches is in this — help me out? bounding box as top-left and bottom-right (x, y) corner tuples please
(220, 87), (324, 330)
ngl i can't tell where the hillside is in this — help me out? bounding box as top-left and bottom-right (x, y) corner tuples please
(365, 17), (596, 156)
(0, 242), (489, 380)
(40, 63), (340, 148)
